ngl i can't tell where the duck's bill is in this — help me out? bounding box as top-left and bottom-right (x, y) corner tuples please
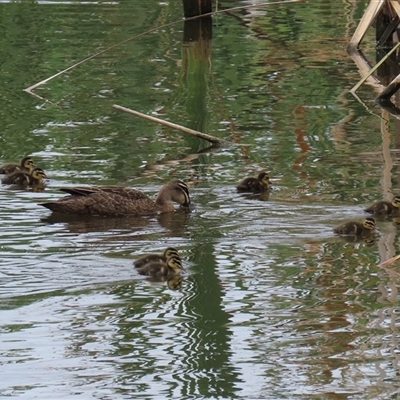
(184, 202), (196, 212)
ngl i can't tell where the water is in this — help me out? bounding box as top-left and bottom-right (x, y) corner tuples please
(1, 0), (400, 398)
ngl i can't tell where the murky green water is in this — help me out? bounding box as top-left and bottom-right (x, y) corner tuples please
(1, 0), (400, 398)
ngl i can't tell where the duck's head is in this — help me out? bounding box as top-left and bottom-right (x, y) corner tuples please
(157, 180), (191, 208)
(258, 172), (271, 186)
(363, 217), (376, 230)
(166, 256), (184, 274)
(163, 247), (180, 259)
(393, 196), (400, 208)
(31, 168), (48, 181)
(21, 156), (35, 171)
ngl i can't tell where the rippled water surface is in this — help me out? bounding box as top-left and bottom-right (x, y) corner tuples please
(2, 0), (400, 398)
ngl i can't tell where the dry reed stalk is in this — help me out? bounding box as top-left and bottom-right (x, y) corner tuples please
(113, 104), (227, 145)
(379, 254), (400, 268)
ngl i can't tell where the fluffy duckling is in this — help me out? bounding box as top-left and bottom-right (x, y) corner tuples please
(0, 156), (35, 175)
(136, 256), (183, 278)
(364, 196), (400, 215)
(1, 167), (47, 186)
(38, 180), (191, 216)
(236, 172), (271, 193)
(134, 247), (180, 269)
(333, 217), (376, 236)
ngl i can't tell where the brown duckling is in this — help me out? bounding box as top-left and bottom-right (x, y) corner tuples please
(134, 247), (180, 269)
(0, 156), (35, 175)
(38, 179), (191, 217)
(136, 255), (183, 277)
(1, 167), (47, 186)
(333, 217), (376, 236)
(364, 196), (400, 215)
(236, 172), (271, 193)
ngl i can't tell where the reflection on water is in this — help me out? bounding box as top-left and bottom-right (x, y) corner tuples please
(238, 190), (271, 202)
(2, 182), (400, 398)
(40, 207), (192, 236)
(2, 182), (47, 192)
(2, 0), (400, 399)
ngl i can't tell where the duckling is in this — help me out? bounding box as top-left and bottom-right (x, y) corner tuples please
(136, 255), (183, 277)
(0, 156), (35, 175)
(1, 167), (47, 186)
(38, 179), (191, 216)
(364, 196), (400, 215)
(236, 172), (271, 193)
(333, 217), (376, 236)
(134, 247), (180, 269)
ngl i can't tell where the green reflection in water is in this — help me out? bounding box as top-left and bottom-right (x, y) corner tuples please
(2, 0), (400, 398)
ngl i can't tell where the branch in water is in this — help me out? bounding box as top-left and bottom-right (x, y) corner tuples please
(113, 104), (229, 145)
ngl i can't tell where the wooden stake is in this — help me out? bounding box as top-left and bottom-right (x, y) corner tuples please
(350, 42), (400, 93)
(113, 104), (228, 145)
(347, 0), (385, 51)
(376, 72), (400, 100)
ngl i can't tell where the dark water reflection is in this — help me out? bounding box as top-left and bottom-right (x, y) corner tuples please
(2, 0), (400, 398)
(40, 207), (192, 236)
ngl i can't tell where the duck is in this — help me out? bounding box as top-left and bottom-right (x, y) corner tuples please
(134, 247), (180, 269)
(0, 156), (35, 175)
(136, 255), (183, 277)
(364, 196), (400, 215)
(38, 179), (191, 216)
(236, 172), (271, 192)
(1, 167), (47, 186)
(333, 217), (376, 236)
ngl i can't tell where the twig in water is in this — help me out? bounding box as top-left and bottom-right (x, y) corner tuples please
(379, 254), (400, 268)
(113, 104), (229, 146)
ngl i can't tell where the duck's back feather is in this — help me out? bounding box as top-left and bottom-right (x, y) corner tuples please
(236, 177), (269, 193)
(134, 254), (165, 269)
(59, 185), (148, 201)
(136, 262), (170, 277)
(40, 191), (157, 216)
(1, 171), (30, 185)
(364, 200), (395, 215)
(333, 222), (364, 235)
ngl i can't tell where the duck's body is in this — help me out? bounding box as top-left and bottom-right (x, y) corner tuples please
(136, 256), (183, 277)
(0, 157), (35, 175)
(134, 247), (180, 269)
(1, 167), (47, 186)
(333, 217), (376, 236)
(364, 196), (400, 215)
(39, 180), (191, 217)
(236, 172), (271, 193)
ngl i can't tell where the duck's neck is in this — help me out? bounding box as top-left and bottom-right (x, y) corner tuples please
(155, 190), (175, 213)
(168, 266), (181, 275)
